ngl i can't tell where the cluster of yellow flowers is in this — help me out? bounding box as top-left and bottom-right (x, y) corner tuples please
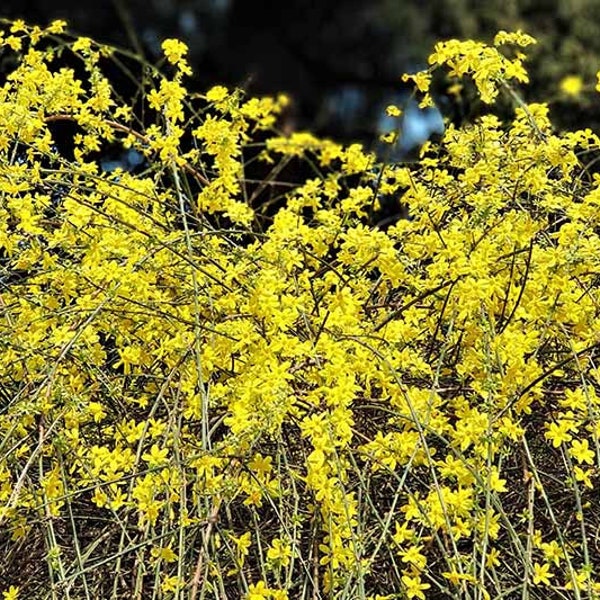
(1, 18), (600, 600)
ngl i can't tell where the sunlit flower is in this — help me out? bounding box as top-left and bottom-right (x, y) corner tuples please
(560, 75), (584, 97)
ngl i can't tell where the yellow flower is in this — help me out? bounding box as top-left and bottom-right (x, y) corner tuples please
(72, 36), (92, 54)
(560, 75), (584, 97)
(161, 38), (192, 75)
(248, 454), (273, 477)
(88, 401), (106, 423)
(392, 521), (415, 545)
(540, 540), (564, 566)
(486, 548), (501, 568)
(532, 562), (554, 586)
(565, 569), (591, 591)
(545, 421), (572, 447)
(447, 82), (463, 98)
(230, 531), (252, 565)
(380, 131), (398, 144)
(162, 38), (188, 65)
(487, 467), (508, 492)
(246, 581), (270, 600)
(569, 439), (595, 464)
(442, 569), (476, 585)
(151, 545), (178, 563)
(206, 85), (229, 104)
(402, 70), (431, 93)
(2, 587), (20, 600)
(9, 20), (26, 33)
(5, 36), (22, 51)
(267, 538), (293, 567)
(573, 465), (594, 489)
(401, 574), (431, 599)
(161, 575), (182, 593)
(47, 20), (67, 34)
(399, 545), (427, 569)
(142, 444), (169, 468)
(494, 30), (537, 47)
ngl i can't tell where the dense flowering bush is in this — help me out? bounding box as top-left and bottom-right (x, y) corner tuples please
(1, 19), (600, 600)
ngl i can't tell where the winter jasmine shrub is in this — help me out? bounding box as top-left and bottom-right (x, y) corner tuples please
(1, 19), (600, 600)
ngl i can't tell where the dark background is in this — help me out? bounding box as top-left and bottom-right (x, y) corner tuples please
(3, 0), (600, 149)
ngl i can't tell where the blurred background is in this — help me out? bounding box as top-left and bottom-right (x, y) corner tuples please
(2, 0), (600, 153)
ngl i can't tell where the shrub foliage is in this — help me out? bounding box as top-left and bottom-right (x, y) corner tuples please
(1, 19), (600, 600)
